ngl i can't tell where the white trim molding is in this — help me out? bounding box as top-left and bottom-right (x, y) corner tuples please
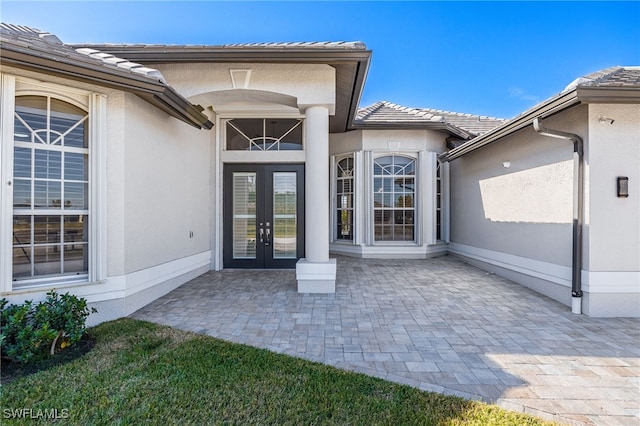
(0, 74), (16, 291)
(448, 242), (572, 287)
(583, 271), (640, 294)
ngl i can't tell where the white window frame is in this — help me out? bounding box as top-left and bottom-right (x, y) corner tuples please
(331, 153), (356, 244)
(0, 75), (106, 292)
(223, 116), (305, 151)
(370, 152), (420, 245)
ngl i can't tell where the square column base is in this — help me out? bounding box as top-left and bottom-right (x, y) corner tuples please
(296, 258), (337, 293)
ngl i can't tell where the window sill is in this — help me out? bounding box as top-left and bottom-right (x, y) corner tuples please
(3, 277), (104, 296)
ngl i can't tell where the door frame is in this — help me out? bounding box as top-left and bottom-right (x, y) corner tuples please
(223, 163), (305, 269)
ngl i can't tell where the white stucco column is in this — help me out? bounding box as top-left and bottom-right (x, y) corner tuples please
(296, 105), (336, 292)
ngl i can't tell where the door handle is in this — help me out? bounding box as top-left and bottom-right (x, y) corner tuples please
(265, 222), (271, 245)
(259, 223), (264, 243)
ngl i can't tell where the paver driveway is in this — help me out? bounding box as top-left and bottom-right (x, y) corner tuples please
(132, 255), (640, 425)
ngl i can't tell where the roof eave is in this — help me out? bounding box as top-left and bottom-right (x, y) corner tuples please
(352, 121), (472, 139)
(441, 90), (581, 162)
(82, 45), (372, 134)
(575, 86), (640, 103)
(69, 45), (372, 64)
(0, 44), (213, 130)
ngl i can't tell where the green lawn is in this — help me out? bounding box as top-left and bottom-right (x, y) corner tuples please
(1, 319), (557, 425)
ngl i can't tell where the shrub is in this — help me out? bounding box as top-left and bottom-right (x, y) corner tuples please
(0, 291), (97, 364)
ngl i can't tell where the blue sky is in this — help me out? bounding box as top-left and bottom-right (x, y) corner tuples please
(2, 1), (638, 118)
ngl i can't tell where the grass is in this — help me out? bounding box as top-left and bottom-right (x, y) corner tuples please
(1, 318), (557, 425)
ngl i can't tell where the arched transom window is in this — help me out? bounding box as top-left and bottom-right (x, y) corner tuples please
(373, 155), (415, 242)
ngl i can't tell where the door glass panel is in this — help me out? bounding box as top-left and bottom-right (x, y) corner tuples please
(232, 172), (257, 259)
(273, 172), (297, 259)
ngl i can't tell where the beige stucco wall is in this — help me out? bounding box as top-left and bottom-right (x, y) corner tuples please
(449, 106), (586, 266)
(121, 93), (211, 274)
(362, 129), (448, 153)
(1, 67), (213, 323)
(330, 129), (363, 155)
(153, 63), (335, 112)
(330, 128), (447, 155)
(586, 103), (640, 272)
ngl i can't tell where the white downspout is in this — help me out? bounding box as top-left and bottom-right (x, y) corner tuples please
(533, 117), (584, 314)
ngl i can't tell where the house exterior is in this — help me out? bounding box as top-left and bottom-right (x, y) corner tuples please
(442, 68), (640, 317)
(0, 23), (638, 322)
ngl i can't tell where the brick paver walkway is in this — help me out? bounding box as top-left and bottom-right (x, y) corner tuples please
(132, 256), (640, 425)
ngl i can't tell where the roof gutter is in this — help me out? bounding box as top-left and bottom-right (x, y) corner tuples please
(533, 117), (584, 314)
(1, 44), (213, 130)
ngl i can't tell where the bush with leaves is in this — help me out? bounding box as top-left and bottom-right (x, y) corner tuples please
(0, 291), (97, 364)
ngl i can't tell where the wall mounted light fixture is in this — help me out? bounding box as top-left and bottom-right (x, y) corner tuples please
(598, 117), (615, 125)
(617, 177), (629, 198)
(502, 161), (511, 168)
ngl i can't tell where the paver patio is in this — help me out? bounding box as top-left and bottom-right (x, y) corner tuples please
(132, 255), (640, 426)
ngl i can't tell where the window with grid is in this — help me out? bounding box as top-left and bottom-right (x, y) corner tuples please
(336, 156), (354, 240)
(373, 155), (415, 242)
(12, 95), (89, 285)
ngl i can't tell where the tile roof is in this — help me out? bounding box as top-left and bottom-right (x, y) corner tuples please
(73, 41), (367, 51)
(355, 101), (505, 136)
(0, 23), (212, 129)
(0, 23), (167, 84)
(564, 66), (640, 91)
(443, 66), (640, 161)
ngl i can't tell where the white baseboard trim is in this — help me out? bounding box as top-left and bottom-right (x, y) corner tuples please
(584, 271), (640, 294)
(330, 243), (448, 259)
(448, 243), (640, 294)
(101, 251), (211, 302)
(448, 243), (571, 287)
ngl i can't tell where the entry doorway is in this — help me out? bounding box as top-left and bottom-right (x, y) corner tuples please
(223, 164), (304, 268)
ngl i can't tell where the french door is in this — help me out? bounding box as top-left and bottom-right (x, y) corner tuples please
(223, 164), (304, 268)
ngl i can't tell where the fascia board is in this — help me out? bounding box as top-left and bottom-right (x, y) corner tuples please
(70, 45), (372, 64)
(576, 86), (640, 103)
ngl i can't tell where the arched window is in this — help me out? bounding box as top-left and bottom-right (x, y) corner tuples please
(336, 156), (354, 240)
(373, 155), (415, 242)
(12, 95), (89, 283)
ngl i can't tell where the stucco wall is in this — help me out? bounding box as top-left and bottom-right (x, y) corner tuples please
(122, 93), (211, 274)
(450, 106), (587, 267)
(153, 63), (335, 111)
(586, 104), (640, 272)
(362, 129), (447, 153)
(330, 129), (363, 155)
